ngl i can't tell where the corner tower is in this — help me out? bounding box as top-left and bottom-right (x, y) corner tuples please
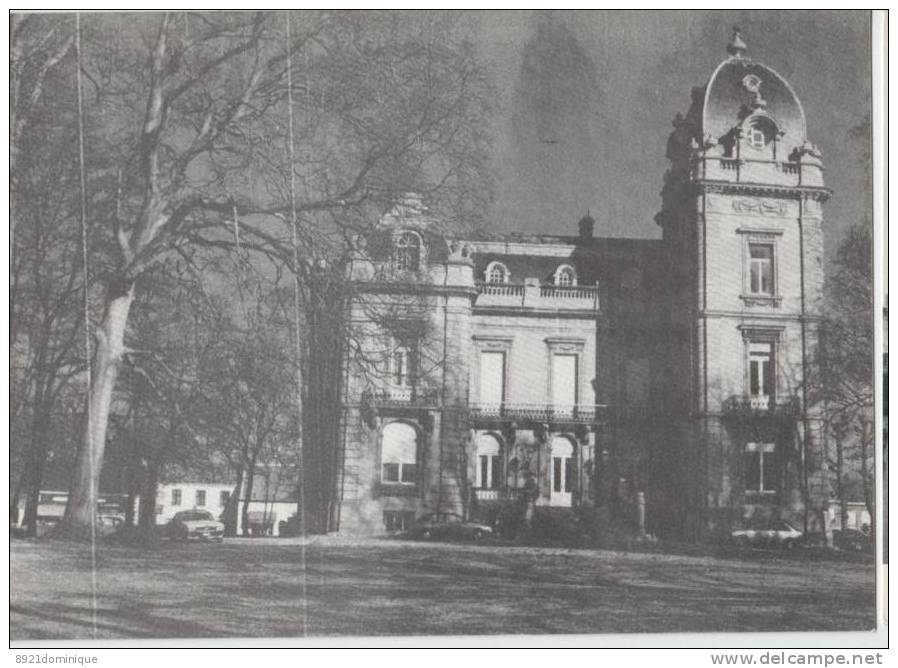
(656, 29), (831, 540)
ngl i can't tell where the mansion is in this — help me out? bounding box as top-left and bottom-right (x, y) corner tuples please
(336, 30), (831, 540)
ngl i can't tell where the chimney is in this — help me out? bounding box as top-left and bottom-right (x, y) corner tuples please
(578, 212), (595, 242)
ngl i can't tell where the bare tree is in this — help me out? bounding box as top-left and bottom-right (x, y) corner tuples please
(10, 14), (74, 253)
(818, 223), (875, 534)
(8, 10), (491, 536)
(9, 15), (90, 534)
(198, 273), (298, 537)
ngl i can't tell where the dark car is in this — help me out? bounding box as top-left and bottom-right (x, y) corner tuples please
(833, 528), (872, 553)
(409, 512), (492, 541)
(167, 510), (225, 542)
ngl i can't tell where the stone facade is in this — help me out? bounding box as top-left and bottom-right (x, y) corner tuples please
(655, 29), (830, 540)
(336, 31), (830, 540)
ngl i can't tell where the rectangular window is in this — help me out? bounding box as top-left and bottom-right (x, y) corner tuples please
(171, 489), (182, 506)
(393, 348), (409, 387)
(749, 244), (774, 296)
(382, 463), (400, 483)
(219, 491), (230, 507)
(491, 455), (503, 490)
(552, 353), (578, 411)
(383, 510), (415, 532)
(744, 443), (777, 494)
(400, 463), (417, 484)
(748, 341), (774, 407)
(564, 458), (574, 494)
(477, 453), (504, 489)
(196, 490), (206, 507)
(479, 351), (506, 406)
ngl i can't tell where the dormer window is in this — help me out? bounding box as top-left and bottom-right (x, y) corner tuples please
(747, 126), (766, 149)
(394, 232), (422, 271)
(485, 261), (509, 284)
(554, 264), (577, 287)
(744, 117), (777, 151)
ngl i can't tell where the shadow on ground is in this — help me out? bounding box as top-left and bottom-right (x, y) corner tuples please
(9, 537), (876, 639)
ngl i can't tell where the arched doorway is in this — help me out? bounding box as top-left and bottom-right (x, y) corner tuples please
(474, 433), (503, 495)
(549, 436), (575, 507)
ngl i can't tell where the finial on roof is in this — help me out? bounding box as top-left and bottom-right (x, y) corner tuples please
(727, 26), (748, 58)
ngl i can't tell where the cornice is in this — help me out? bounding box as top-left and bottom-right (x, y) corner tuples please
(693, 179), (832, 202)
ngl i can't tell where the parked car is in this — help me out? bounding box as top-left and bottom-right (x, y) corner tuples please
(409, 512), (493, 541)
(96, 513), (125, 536)
(731, 519), (802, 549)
(833, 528), (872, 553)
(167, 510), (225, 542)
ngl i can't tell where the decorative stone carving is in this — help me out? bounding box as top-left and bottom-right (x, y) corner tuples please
(732, 199), (787, 216)
(741, 74), (766, 108)
(446, 238), (474, 263)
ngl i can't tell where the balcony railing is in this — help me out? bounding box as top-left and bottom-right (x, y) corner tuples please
(691, 156), (825, 189)
(539, 285), (598, 301)
(473, 488), (525, 503)
(470, 402), (600, 423)
(364, 387), (439, 407)
(477, 283), (525, 297)
(722, 394), (800, 419)
(475, 282), (599, 311)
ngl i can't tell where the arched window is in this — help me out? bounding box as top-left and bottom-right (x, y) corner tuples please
(485, 261), (509, 284)
(475, 434), (503, 490)
(394, 232), (421, 271)
(549, 436), (575, 506)
(744, 117), (778, 151)
(381, 422), (418, 484)
(554, 264), (577, 287)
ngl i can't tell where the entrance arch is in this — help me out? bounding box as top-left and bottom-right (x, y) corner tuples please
(475, 433), (502, 490)
(549, 436), (575, 507)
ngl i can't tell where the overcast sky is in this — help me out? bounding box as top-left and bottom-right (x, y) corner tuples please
(464, 10), (872, 267)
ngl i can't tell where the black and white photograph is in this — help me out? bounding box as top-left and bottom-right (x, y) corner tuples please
(7, 7), (886, 648)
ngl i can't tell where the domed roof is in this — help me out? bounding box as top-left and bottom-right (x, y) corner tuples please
(702, 30), (806, 149)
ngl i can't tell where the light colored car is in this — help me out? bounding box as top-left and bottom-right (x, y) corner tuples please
(409, 512), (493, 541)
(732, 519), (802, 549)
(96, 513), (125, 535)
(167, 510), (225, 542)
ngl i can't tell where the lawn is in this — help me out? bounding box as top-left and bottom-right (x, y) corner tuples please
(10, 537), (876, 639)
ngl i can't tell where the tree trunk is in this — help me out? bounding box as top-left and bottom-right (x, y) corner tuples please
(22, 392), (52, 537)
(124, 485), (137, 527)
(224, 464), (244, 537)
(835, 430), (848, 531)
(859, 418), (875, 537)
(61, 281), (134, 537)
(241, 454), (257, 537)
(124, 390), (140, 528)
(138, 462), (160, 530)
